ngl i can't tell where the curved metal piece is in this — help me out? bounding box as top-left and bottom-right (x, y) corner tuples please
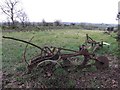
(37, 60), (61, 68)
(23, 36), (34, 65)
(95, 56), (109, 70)
(2, 36), (49, 53)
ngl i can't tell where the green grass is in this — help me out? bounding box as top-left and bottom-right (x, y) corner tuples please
(2, 29), (118, 88)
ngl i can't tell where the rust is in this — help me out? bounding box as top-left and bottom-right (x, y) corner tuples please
(2, 35), (109, 73)
(2, 36), (49, 54)
(95, 56), (109, 70)
(85, 34), (103, 49)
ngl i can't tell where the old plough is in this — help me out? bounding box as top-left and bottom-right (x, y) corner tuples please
(2, 34), (109, 73)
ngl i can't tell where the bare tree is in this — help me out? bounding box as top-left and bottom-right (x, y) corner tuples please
(17, 11), (29, 27)
(0, 0), (22, 27)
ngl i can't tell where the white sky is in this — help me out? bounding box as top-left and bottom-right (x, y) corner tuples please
(0, 0), (120, 24)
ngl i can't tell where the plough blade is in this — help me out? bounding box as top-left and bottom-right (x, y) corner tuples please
(95, 56), (109, 70)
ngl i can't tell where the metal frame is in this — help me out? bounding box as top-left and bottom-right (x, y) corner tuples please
(3, 35), (109, 73)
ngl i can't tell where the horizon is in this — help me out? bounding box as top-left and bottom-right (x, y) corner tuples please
(0, 21), (117, 24)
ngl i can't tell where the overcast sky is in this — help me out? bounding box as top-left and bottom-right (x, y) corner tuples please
(0, 0), (119, 24)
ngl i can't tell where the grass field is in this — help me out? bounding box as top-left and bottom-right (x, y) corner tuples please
(2, 29), (118, 88)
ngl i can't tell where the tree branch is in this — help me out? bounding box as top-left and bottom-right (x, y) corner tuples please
(0, 5), (10, 16)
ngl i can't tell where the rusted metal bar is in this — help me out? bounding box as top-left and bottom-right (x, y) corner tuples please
(86, 34), (94, 42)
(23, 36), (34, 65)
(2, 36), (49, 54)
(51, 46), (78, 52)
(3, 35), (109, 73)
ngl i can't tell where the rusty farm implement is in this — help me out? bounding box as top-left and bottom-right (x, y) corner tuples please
(2, 34), (109, 74)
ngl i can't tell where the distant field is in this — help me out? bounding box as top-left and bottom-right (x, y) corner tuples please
(2, 29), (118, 88)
